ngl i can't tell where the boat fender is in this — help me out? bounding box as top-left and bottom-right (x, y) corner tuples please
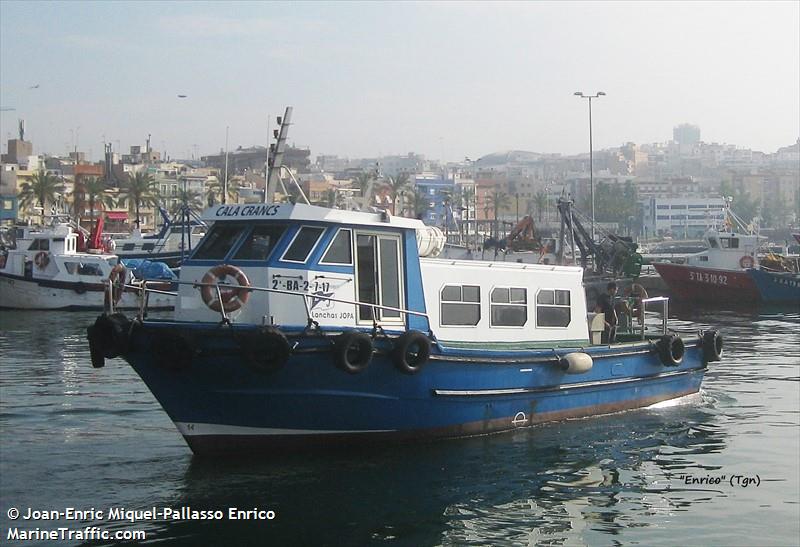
(334, 331), (373, 374)
(240, 326), (291, 373)
(559, 352), (593, 374)
(200, 264), (251, 313)
(34, 251), (50, 270)
(151, 332), (194, 371)
(702, 330), (723, 362)
(86, 313), (132, 368)
(391, 331), (431, 375)
(739, 255), (755, 269)
(657, 334), (685, 366)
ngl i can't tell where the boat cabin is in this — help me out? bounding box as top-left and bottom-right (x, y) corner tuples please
(685, 228), (765, 270)
(177, 204), (591, 347)
(0, 223), (119, 281)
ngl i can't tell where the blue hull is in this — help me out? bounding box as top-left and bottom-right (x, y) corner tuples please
(749, 268), (800, 304)
(120, 323), (708, 455)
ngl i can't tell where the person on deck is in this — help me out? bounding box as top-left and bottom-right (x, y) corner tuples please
(594, 282), (619, 344)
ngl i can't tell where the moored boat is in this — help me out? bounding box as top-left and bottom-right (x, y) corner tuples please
(86, 203), (723, 455)
(652, 201), (764, 304)
(748, 267), (800, 304)
(0, 219), (175, 310)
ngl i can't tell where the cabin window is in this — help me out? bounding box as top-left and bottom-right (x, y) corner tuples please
(28, 238), (49, 251)
(281, 226), (325, 263)
(234, 225), (286, 261)
(193, 225), (245, 260)
(64, 262), (104, 276)
(122, 243), (135, 251)
(320, 229), (353, 265)
(536, 289), (571, 327)
(355, 233), (403, 322)
(719, 237), (739, 249)
(708, 238), (718, 248)
(440, 284), (481, 326)
(142, 243), (155, 251)
(490, 287), (527, 327)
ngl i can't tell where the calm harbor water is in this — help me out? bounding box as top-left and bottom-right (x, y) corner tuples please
(1, 306), (798, 546)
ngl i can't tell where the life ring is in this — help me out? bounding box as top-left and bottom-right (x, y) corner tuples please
(739, 255), (755, 269)
(239, 326), (291, 373)
(391, 331), (431, 375)
(625, 283), (649, 324)
(334, 330), (373, 374)
(34, 251), (50, 270)
(702, 330), (723, 363)
(657, 334), (685, 367)
(108, 263), (127, 305)
(200, 264), (251, 313)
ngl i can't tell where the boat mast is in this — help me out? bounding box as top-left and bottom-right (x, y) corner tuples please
(265, 107), (292, 204)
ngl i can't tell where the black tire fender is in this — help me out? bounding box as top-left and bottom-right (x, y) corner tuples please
(334, 331), (373, 374)
(240, 326), (292, 373)
(658, 334), (685, 366)
(702, 330), (723, 362)
(391, 331), (431, 375)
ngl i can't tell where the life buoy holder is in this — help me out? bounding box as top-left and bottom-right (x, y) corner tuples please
(739, 255), (755, 269)
(239, 326), (291, 373)
(34, 251), (50, 270)
(200, 264), (251, 313)
(391, 331), (431, 375)
(108, 263), (127, 305)
(702, 330), (723, 363)
(334, 331), (373, 374)
(657, 334), (685, 367)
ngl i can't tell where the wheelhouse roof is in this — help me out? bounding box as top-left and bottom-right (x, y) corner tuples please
(202, 203), (426, 230)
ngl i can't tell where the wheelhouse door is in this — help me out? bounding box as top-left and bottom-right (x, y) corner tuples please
(355, 232), (403, 324)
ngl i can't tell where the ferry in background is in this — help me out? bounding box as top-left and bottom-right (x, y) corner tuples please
(87, 201), (722, 455)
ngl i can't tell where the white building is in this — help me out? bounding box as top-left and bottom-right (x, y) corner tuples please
(642, 196), (726, 238)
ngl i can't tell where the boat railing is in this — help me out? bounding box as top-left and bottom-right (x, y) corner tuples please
(105, 278), (431, 334)
(620, 296), (669, 340)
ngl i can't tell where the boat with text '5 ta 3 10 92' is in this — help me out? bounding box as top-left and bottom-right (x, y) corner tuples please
(86, 199), (723, 456)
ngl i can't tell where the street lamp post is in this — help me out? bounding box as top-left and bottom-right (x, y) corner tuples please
(574, 91), (605, 241)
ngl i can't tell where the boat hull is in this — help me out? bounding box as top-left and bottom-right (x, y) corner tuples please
(0, 272), (174, 310)
(119, 323), (707, 455)
(748, 268), (800, 304)
(652, 262), (760, 303)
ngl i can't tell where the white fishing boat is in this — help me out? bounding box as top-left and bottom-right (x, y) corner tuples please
(0, 218), (175, 310)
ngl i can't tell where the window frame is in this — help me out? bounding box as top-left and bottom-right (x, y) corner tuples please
(439, 284), (481, 327)
(319, 228), (354, 266)
(191, 223), (248, 261)
(489, 286), (528, 328)
(232, 224), (288, 262)
(279, 225), (326, 264)
(535, 288), (572, 328)
(354, 230), (405, 325)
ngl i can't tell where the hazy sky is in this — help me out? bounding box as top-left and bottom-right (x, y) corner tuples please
(1, 1), (798, 163)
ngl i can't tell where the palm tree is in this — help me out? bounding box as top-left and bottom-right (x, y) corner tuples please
(325, 188), (337, 208)
(410, 190), (430, 220)
(81, 177), (116, 234)
(119, 171), (160, 229)
(18, 170), (63, 218)
(170, 188), (203, 217)
(206, 176), (240, 205)
(533, 190), (548, 223)
(353, 171), (374, 199)
(487, 191), (510, 237)
(385, 172), (410, 214)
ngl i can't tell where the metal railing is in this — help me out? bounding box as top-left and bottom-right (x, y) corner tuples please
(105, 278), (431, 334)
(617, 295), (669, 340)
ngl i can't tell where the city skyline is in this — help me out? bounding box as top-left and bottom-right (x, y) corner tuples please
(1, 1), (798, 162)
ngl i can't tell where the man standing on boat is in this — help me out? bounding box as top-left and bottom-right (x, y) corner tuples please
(595, 282), (619, 343)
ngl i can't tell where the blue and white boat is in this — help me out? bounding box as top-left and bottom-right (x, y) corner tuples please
(748, 267), (800, 304)
(87, 203), (723, 455)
